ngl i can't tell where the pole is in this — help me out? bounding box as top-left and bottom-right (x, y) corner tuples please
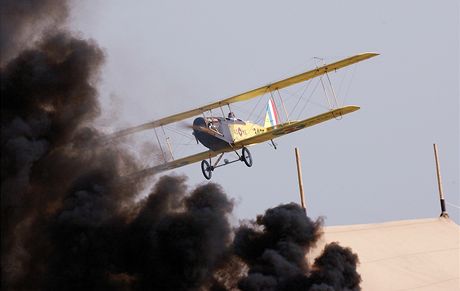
(433, 144), (448, 218)
(295, 148), (307, 214)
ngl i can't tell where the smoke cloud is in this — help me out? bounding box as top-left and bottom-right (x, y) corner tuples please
(0, 0), (69, 65)
(233, 203), (361, 291)
(1, 1), (362, 290)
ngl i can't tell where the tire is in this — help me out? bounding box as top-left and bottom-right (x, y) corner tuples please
(201, 160), (212, 180)
(241, 147), (253, 167)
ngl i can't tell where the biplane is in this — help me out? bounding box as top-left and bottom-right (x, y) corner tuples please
(110, 52), (378, 179)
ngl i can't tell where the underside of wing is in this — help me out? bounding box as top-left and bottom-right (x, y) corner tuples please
(130, 147), (232, 177)
(108, 53), (377, 139)
(234, 106), (360, 148)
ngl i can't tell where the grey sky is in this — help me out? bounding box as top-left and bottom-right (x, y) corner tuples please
(69, 0), (459, 225)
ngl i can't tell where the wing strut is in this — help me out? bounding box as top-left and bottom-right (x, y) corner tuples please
(319, 73), (341, 111)
(325, 71), (339, 107)
(153, 128), (167, 163)
(219, 106), (225, 117)
(315, 57), (340, 110)
(161, 126), (174, 160)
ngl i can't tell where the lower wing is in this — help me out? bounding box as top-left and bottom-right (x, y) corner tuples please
(130, 147), (231, 178)
(234, 105), (360, 147)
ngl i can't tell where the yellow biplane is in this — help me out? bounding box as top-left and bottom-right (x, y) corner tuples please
(110, 53), (378, 179)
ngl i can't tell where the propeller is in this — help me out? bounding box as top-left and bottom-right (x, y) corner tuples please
(178, 121), (219, 135)
(177, 122), (214, 144)
(177, 121), (193, 130)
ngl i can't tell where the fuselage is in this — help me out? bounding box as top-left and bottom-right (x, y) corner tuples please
(193, 117), (266, 151)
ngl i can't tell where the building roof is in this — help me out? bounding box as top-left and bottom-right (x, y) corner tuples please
(309, 217), (460, 290)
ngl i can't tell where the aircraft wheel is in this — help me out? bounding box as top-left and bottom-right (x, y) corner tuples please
(201, 160), (213, 180)
(241, 147), (253, 167)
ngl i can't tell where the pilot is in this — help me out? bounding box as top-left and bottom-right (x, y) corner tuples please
(227, 112), (237, 121)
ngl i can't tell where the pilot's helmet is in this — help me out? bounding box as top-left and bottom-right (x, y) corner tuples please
(228, 112), (236, 119)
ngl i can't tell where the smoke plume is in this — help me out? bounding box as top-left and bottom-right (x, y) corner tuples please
(1, 1), (362, 290)
(0, 0), (69, 65)
(233, 203), (361, 291)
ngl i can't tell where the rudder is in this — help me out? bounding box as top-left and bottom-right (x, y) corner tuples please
(264, 98), (280, 128)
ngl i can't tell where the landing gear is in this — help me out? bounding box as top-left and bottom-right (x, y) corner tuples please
(241, 147), (253, 167)
(201, 160), (213, 180)
(200, 147), (253, 179)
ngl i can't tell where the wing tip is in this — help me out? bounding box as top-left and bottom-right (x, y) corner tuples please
(347, 105), (360, 110)
(360, 52), (380, 58)
(338, 105), (361, 113)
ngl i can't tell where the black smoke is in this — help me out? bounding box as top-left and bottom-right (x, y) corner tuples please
(1, 1), (362, 290)
(0, 0), (68, 65)
(1, 1), (141, 288)
(233, 203), (361, 291)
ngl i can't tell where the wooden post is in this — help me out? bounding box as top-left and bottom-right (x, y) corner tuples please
(295, 148), (307, 214)
(433, 144), (449, 218)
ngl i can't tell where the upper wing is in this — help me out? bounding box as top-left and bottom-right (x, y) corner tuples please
(129, 147), (232, 177)
(234, 106), (360, 148)
(109, 53), (378, 138)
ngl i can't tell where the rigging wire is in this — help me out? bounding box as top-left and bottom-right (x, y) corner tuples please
(231, 103), (259, 119)
(246, 89), (267, 121)
(290, 78), (313, 118)
(246, 58), (319, 124)
(164, 125), (194, 140)
(336, 65), (350, 104)
(342, 64), (358, 106)
(243, 57), (320, 124)
(276, 89), (290, 122)
(296, 78), (322, 120)
(319, 76), (333, 110)
(254, 96), (269, 124)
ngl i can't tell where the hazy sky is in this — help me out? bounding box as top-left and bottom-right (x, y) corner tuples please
(69, 0), (459, 225)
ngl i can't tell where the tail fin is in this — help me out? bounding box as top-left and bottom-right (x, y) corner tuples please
(264, 98), (280, 128)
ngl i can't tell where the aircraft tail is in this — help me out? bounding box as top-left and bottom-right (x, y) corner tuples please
(264, 98), (280, 128)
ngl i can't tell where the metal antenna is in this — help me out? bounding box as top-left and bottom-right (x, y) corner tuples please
(433, 143), (449, 218)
